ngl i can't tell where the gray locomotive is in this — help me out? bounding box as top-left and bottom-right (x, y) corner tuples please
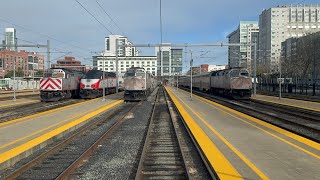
(123, 67), (157, 101)
(179, 67), (252, 99)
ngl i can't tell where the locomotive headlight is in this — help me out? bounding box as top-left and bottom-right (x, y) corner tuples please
(91, 84), (96, 88)
(80, 83), (85, 89)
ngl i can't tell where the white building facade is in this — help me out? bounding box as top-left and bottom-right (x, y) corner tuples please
(208, 65), (227, 72)
(93, 56), (157, 83)
(155, 44), (183, 76)
(259, 5), (320, 73)
(227, 21), (259, 74)
(104, 35), (138, 57)
(4, 28), (17, 51)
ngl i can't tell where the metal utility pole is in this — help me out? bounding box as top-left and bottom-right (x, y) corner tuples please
(279, 57), (282, 100)
(102, 53), (106, 101)
(190, 50), (193, 101)
(116, 42), (119, 94)
(253, 41), (257, 96)
(32, 56), (35, 92)
(47, 40), (51, 69)
(13, 57), (16, 101)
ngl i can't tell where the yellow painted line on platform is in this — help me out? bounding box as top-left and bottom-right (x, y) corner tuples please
(0, 100), (123, 165)
(0, 101), (115, 150)
(0, 98), (102, 129)
(0, 100), (39, 108)
(165, 87), (243, 180)
(251, 97), (320, 112)
(167, 87), (268, 180)
(176, 88), (320, 156)
(256, 94), (320, 105)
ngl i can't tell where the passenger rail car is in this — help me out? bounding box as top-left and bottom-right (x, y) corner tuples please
(123, 67), (156, 101)
(40, 68), (83, 102)
(80, 70), (116, 99)
(179, 67), (252, 99)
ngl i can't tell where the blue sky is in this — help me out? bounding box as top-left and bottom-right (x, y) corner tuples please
(0, 0), (319, 71)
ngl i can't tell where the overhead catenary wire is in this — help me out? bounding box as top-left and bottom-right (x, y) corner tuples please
(0, 17), (97, 56)
(95, 0), (125, 36)
(74, 0), (113, 35)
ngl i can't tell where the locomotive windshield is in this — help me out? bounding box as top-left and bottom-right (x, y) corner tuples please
(44, 69), (65, 78)
(83, 70), (102, 79)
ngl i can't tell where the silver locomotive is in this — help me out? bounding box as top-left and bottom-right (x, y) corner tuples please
(123, 67), (156, 101)
(179, 67), (252, 99)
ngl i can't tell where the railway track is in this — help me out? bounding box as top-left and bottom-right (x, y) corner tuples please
(3, 100), (133, 180)
(0, 99), (83, 123)
(135, 87), (189, 179)
(180, 87), (320, 142)
(0, 93), (39, 101)
(0, 90), (39, 95)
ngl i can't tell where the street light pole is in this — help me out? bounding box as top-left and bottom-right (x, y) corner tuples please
(190, 50), (193, 101)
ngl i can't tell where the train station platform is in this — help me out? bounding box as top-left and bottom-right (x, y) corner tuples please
(252, 94), (320, 112)
(0, 98), (39, 109)
(0, 94), (123, 170)
(165, 86), (320, 180)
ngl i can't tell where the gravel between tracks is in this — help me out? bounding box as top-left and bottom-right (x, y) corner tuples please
(71, 88), (158, 180)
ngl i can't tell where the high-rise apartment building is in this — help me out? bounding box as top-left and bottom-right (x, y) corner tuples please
(4, 28), (17, 51)
(104, 35), (138, 57)
(155, 44), (182, 76)
(259, 5), (320, 73)
(227, 21), (259, 74)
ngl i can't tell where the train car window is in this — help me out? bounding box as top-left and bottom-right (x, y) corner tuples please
(240, 70), (249, 76)
(229, 69), (240, 77)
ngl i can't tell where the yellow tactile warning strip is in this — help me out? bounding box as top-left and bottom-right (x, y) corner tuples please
(251, 96), (320, 112)
(165, 86), (244, 180)
(166, 87), (269, 180)
(0, 98), (102, 129)
(0, 100), (117, 150)
(0, 100), (123, 165)
(178, 88), (320, 153)
(0, 100), (39, 108)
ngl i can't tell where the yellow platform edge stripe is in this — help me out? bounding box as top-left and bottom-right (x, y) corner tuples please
(0, 100), (123, 164)
(171, 89), (269, 180)
(178, 88), (320, 153)
(255, 94), (320, 105)
(0, 100), (39, 108)
(251, 97), (320, 112)
(177, 88), (320, 151)
(0, 101), (116, 150)
(0, 97), (102, 128)
(165, 86), (243, 180)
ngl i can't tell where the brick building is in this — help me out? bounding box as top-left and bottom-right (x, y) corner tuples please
(0, 50), (45, 79)
(51, 56), (85, 72)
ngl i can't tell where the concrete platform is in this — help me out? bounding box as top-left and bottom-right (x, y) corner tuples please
(0, 93), (123, 170)
(252, 94), (320, 112)
(165, 86), (320, 180)
(0, 98), (40, 109)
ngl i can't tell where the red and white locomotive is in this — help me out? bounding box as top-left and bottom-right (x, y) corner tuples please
(79, 69), (116, 99)
(40, 68), (83, 101)
(179, 67), (252, 99)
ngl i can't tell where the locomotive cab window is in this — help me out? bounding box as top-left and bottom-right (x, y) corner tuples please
(229, 69), (240, 77)
(240, 69), (249, 76)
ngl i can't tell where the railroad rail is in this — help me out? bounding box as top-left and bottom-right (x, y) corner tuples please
(0, 93), (39, 101)
(135, 87), (189, 179)
(3, 100), (132, 179)
(0, 99), (83, 123)
(180, 87), (320, 142)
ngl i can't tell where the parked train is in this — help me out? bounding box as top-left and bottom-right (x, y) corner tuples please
(40, 68), (83, 101)
(80, 69), (116, 99)
(123, 67), (157, 101)
(179, 67), (252, 99)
